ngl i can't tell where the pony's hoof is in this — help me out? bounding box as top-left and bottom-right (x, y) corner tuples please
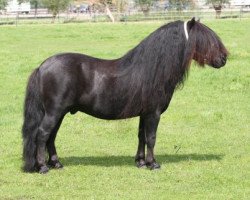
(136, 159), (147, 168)
(48, 161), (63, 169)
(147, 162), (161, 170)
(54, 162), (63, 169)
(39, 165), (49, 174)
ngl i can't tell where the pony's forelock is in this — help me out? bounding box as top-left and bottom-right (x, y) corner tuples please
(188, 22), (228, 67)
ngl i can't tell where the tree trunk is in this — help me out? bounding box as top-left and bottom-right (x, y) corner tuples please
(214, 5), (222, 19)
(52, 12), (57, 23)
(34, 2), (38, 17)
(105, 4), (115, 23)
(141, 4), (150, 16)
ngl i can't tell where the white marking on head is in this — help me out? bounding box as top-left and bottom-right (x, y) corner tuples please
(184, 21), (189, 41)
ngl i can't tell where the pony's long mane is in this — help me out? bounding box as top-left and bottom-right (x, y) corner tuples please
(109, 20), (228, 116)
(114, 21), (191, 115)
(21, 19), (228, 173)
(119, 21), (189, 88)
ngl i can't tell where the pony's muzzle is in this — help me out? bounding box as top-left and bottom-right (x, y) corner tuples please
(213, 54), (227, 68)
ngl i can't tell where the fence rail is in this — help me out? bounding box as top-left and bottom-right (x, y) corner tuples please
(0, 8), (250, 25)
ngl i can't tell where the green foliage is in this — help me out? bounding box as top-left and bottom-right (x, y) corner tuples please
(42, 0), (71, 18)
(135, 0), (153, 5)
(135, 0), (154, 15)
(169, 0), (189, 10)
(30, 0), (41, 7)
(17, 0), (42, 8)
(0, 0), (7, 10)
(205, 0), (229, 18)
(114, 0), (128, 12)
(206, 0), (229, 5)
(0, 20), (249, 199)
(18, 0), (27, 3)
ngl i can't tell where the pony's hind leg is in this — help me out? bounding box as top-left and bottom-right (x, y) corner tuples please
(135, 117), (146, 168)
(46, 115), (65, 169)
(36, 112), (62, 174)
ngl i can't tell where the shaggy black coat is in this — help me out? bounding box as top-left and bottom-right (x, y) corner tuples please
(22, 18), (228, 173)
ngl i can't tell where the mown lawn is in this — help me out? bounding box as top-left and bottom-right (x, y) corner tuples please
(0, 19), (249, 199)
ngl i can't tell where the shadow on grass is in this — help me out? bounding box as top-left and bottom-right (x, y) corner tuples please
(60, 154), (223, 167)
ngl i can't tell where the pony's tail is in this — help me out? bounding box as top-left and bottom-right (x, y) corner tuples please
(22, 68), (44, 172)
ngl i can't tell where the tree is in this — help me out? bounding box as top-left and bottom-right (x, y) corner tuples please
(89, 0), (115, 22)
(42, 0), (71, 22)
(113, 0), (127, 13)
(206, 0), (229, 18)
(100, 0), (115, 22)
(0, 0), (8, 10)
(135, 0), (153, 16)
(168, 0), (192, 11)
(75, 0), (128, 22)
(18, 0), (41, 16)
(30, 0), (40, 16)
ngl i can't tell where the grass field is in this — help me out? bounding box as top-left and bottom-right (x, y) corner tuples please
(0, 19), (249, 199)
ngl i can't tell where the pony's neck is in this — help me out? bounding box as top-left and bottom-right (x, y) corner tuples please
(119, 21), (190, 90)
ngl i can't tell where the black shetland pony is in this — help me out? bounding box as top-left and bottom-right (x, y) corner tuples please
(22, 18), (228, 173)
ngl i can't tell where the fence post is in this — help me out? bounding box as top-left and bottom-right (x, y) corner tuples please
(15, 12), (19, 26)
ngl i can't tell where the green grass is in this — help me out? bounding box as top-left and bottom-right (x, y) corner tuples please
(0, 19), (249, 199)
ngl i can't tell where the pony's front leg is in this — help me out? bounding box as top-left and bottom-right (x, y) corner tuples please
(135, 117), (146, 168)
(144, 113), (161, 170)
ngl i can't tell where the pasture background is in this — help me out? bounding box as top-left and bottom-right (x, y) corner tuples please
(0, 19), (249, 199)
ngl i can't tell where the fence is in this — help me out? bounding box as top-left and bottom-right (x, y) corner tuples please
(0, 7), (250, 25)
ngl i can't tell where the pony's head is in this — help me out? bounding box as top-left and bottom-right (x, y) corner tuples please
(185, 18), (228, 68)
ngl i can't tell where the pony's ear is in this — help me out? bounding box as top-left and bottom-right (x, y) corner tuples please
(188, 17), (196, 30)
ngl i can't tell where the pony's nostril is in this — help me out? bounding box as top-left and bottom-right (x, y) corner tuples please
(222, 56), (227, 64)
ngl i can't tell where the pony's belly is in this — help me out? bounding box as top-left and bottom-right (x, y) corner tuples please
(74, 94), (140, 119)
(76, 106), (138, 120)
